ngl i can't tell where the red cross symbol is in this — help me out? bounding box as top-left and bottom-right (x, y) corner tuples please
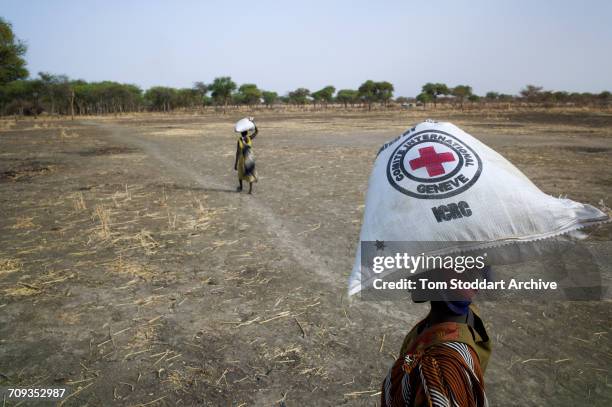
(409, 146), (456, 177)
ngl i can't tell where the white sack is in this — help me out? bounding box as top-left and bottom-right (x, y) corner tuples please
(235, 117), (255, 133)
(348, 120), (608, 296)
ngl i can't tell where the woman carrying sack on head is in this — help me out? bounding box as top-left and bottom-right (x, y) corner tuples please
(234, 117), (258, 194)
(382, 286), (491, 407)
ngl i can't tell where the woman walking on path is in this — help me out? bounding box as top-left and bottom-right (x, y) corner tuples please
(234, 118), (258, 194)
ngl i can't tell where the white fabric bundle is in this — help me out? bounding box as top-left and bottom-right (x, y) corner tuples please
(348, 120), (608, 296)
(234, 117), (255, 133)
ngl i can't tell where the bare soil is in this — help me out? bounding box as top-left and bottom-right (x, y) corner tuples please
(0, 109), (610, 406)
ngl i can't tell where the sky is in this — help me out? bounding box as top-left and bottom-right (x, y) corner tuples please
(3, 0), (612, 96)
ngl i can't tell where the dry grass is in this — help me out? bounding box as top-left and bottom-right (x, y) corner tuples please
(57, 311), (82, 325)
(112, 184), (132, 206)
(0, 258), (22, 276)
(73, 192), (87, 211)
(2, 285), (40, 297)
(109, 256), (157, 281)
(109, 229), (161, 255)
(164, 369), (187, 391)
(160, 364), (228, 395)
(150, 128), (203, 137)
(2, 164), (56, 181)
(162, 369), (197, 392)
(180, 198), (236, 232)
(32, 122), (55, 129)
(59, 127), (80, 139)
(126, 321), (162, 350)
(10, 216), (36, 229)
(136, 230), (159, 254)
(93, 204), (112, 239)
(0, 119), (16, 131)
(1, 267), (76, 297)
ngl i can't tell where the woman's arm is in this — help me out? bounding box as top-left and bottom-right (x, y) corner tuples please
(234, 140), (240, 170)
(251, 125), (258, 139)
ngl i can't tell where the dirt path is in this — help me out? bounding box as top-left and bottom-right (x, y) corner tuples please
(97, 122), (414, 320)
(101, 123), (339, 289)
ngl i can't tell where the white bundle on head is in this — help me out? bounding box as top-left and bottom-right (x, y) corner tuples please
(235, 117), (255, 133)
(348, 120), (608, 296)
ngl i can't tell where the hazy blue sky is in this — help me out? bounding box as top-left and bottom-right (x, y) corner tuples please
(3, 0), (611, 96)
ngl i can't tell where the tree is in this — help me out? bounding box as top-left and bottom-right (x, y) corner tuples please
(193, 81), (208, 95)
(451, 85), (472, 108)
(568, 92), (582, 105)
(71, 81), (142, 115)
(0, 78), (45, 116)
(288, 88), (310, 105)
(520, 85), (543, 102)
(0, 18), (28, 85)
(579, 92), (596, 106)
(552, 91), (569, 104)
(176, 88), (200, 108)
(209, 76), (236, 113)
(311, 91), (323, 107)
(0, 77), (147, 116)
(28, 78), (45, 116)
(311, 85), (335, 108)
(38, 72), (56, 112)
(237, 83), (262, 106)
(468, 94), (480, 104)
(597, 91), (610, 106)
(231, 92), (245, 106)
(145, 86), (177, 111)
(485, 91), (499, 100)
(262, 91), (278, 107)
(1, 79), (37, 115)
(421, 83), (449, 107)
(358, 80), (378, 111)
(336, 89), (359, 108)
(416, 92), (432, 107)
(375, 81), (394, 107)
(38, 72), (72, 115)
(193, 81), (209, 107)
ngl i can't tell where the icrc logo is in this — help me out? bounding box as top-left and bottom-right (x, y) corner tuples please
(386, 130), (482, 199)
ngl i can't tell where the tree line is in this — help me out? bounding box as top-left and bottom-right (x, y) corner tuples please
(413, 83), (611, 109)
(1, 17), (610, 117)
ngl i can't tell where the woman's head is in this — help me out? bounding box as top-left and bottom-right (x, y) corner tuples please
(411, 266), (491, 306)
(433, 300), (472, 316)
(241, 131), (248, 138)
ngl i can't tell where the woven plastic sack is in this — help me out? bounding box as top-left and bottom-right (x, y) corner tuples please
(234, 117), (255, 133)
(348, 120), (608, 296)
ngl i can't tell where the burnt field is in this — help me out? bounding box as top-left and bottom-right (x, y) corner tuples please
(0, 109), (611, 406)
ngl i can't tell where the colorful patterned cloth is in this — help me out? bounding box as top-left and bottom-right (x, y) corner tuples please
(237, 134), (257, 183)
(381, 306), (491, 407)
